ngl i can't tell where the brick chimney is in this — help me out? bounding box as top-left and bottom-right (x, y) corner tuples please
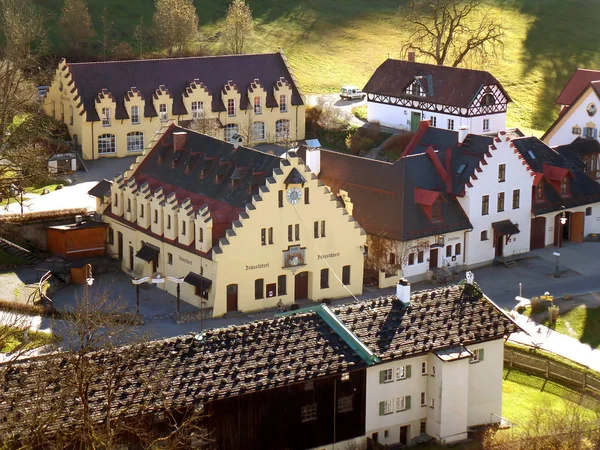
(173, 131), (187, 152)
(408, 51), (416, 62)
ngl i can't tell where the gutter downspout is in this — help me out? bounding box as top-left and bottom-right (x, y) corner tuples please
(295, 105), (299, 141)
(463, 227), (473, 268)
(91, 121), (95, 160)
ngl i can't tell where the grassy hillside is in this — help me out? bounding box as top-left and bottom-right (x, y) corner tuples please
(36, 0), (600, 134)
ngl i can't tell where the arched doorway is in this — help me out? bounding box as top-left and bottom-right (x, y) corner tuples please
(294, 271), (309, 301)
(554, 212), (572, 247)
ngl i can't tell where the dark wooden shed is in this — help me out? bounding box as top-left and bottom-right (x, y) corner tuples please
(47, 219), (107, 260)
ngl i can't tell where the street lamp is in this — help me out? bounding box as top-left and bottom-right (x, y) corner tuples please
(131, 274), (184, 315)
(558, 207), (567, 248)
(553, 251), (561, 278)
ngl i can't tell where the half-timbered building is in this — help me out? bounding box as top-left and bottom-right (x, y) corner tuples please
(0, 282), (519, 449)
(362, 59), (511, 135)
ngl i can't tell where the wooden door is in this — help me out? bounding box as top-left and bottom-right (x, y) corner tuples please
(571, 212), (585, 243)
(129, 246), (134, 271)
(117, 232), (123, 261)
(411, 112), (421, 131)
(226, 284), (238, 312)
(553, 215), (562, 247)
(399, 425), (409, 446)
(429, 248), (438, 270)
(530, 217), (546, 250)
(294, 272), (309, 301)
(495, 233), (504, 257)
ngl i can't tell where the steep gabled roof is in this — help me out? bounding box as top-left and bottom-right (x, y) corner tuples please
(363, 59), (510, 108)
(512, 137), (600, 214)
(64, 52), (304, 122)
(555, 68), (600, 105)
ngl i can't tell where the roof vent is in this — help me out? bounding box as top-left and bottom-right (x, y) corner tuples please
(528, 150), (536, 160)
(457, 163), (467, 174)
(75, 215), (83, 225)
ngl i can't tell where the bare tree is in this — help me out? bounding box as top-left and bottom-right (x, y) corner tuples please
(221, 0), (254, 55)
(153, 0), (199, 56)
(98, 6), (115, 61)
(189, 110), (221, 139)
(240, 109), (257, 148)
(0, 285), (214, 449)
(133, 17), (149, 58)
(59, 0), (96, 55)
(399, 0), (504, 67)
(365, 235), (430, 277)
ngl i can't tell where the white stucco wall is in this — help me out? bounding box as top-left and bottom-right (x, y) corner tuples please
(459, 135), (533, 267)
(545, 89), (600, 147)
(438, 358), (469, 443)
(366, 101), (506, 135)
(466, 339), (504, 426)
(538, 202), (600, 246)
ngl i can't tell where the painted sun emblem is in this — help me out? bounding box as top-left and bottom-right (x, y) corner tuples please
(587, 103), (597, 117)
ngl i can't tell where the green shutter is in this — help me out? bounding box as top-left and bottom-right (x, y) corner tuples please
(379, 401), (385, 416)
(406, 395), (411, 410)
(406, 365), (412, 378)
(479, 349), (485, 361)
(379, 370), (386, 384)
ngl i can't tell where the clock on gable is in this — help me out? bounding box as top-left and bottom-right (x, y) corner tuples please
(286, 187), (302, 205)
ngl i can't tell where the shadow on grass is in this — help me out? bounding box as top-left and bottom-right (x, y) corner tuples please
(502, 0), (600, 131)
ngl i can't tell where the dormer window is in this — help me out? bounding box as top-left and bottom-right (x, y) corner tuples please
(254, 96), (262, 114)
(279, 94), (287, 113)
(560, 177), (569, 196)
(159, 104), (168, 122)
(227, 98), (236, 117)
(102, 107), (111, 127)
(431, 200), (441, 222)
(406, 81), (425, 96)
(535, 182), (544, 202)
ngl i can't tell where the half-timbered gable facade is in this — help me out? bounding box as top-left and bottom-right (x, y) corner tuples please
(363, 59), (510, 135)
(0, 282), (519, 449)
(44, 51), (306, 160)
(94, 125), (365, 316)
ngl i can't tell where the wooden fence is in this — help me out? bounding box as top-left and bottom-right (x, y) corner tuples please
(504, 348), (600, 396)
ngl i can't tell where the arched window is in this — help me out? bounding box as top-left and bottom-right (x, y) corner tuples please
(275, 119), (290, 140)
(69, 105), (74, 126)
(481, 93), (495, 106)
(253, 122), (266, 141)
(224, 124), (239, 143)
(98, 134), (116, 154)
(127, 131), (144, 152)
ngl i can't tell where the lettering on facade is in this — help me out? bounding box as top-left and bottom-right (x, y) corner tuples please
(179, 255), (193, 265)
(447, 236), (460, 242)
(317, 252), (340, 260)
(246, 263), (270, 271)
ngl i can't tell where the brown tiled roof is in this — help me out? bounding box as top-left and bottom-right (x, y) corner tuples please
(363, 59), (510, 108)
(555, 68), (600, 105)
(87, 179), (112, 198)
(65, 53), (304, 122)
(0, 284), (519, 438)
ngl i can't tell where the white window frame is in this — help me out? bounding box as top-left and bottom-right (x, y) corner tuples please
(253, 121), (266, 141)
(227, 98), (236, 117)
(430, 398), (435, 409)
(159, 103), (168, 122)
(396, 365), (406, 380)
(131, 105), (140, 124)
(127, 132), (144, 152)
(421, 361), (427, 375)
(224, 124), (240, 143)
(471, 349), (482, 363)
(276, 119), (290, 140)
(396, 396), (407, 412)
(447, 118), (454, 130)
(383, 398), (394, 415)
(97, 134), (116, 154)
(430, 116), (437, 127)
(483, 118), (490, 131)
(279, 94), (287, 113)
(102, 107), (111, 127)
(191, 101), (203, 119)
(253, 96), (262, 115)
(420, 392), (427, 407)
(382, 368), (393, 383)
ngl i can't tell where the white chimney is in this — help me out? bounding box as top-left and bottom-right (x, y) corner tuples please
(458, 126), (469, 144)
(232, 134), (243, 150)
(396, 278), (411, 305)
(304, 139), (321, 175)
(75, 215), (83, 226)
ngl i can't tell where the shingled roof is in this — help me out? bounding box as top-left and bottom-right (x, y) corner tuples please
(512, 137), (600, 214)
(64, 52), (304, 122)
(113, 125), (283, 246)
(555, 68), (600, 106)
(0, 284), (519, 438)
(363, 59), (510, 108)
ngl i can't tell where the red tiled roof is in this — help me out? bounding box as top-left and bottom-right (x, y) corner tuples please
(542, 163), (571, 181)
(555, 68), (600, 105)
(414, 187), (440, 206)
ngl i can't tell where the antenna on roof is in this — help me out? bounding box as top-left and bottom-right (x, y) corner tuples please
(387, 53), (390, 59)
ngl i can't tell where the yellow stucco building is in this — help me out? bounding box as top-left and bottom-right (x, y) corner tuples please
(90, 125), (365, 317)
(44, 51), (306, 160)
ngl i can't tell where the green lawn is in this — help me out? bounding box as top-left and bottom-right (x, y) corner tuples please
(0, 326), (60, 353)
(546, 305), (600, 350)
(33, 0), (600, 135)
